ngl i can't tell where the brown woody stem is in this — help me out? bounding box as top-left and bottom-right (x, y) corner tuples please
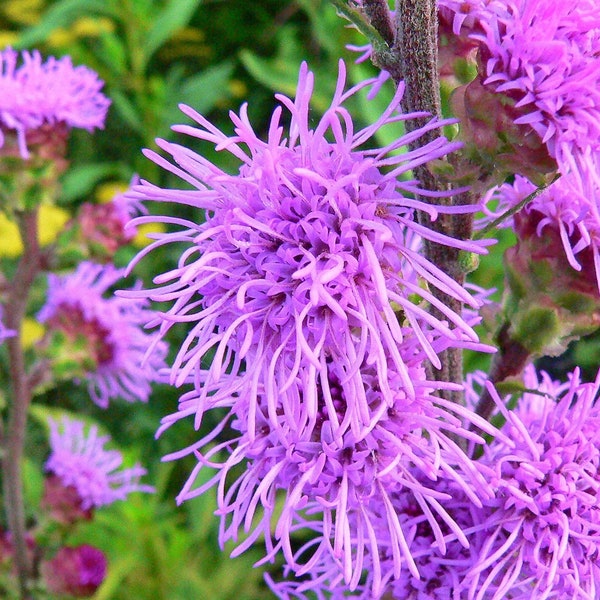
(390, 0), (474, 400)
(2, 209), (42, 599)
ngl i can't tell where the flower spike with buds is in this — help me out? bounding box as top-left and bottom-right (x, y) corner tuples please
(38, 261), (168, 407)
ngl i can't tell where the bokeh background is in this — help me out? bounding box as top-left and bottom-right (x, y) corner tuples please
(1, 1), (597, 598)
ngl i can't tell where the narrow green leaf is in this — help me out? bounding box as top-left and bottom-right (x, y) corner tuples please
(60, 163), (131, 203)
(162, 61), (235, 129)
(15, 0), (113, 48)
(144, 0), (204, 65)
(110, 90), (145, 134)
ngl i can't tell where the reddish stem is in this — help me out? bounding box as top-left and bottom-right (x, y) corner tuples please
(1, 209), (42, 599)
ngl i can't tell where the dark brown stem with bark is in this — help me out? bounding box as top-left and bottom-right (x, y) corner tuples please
(474, 322), (531, 422)
(388, 0), (474, 401)
(362, 0), (396, 46)
(2, 209), (42, 600)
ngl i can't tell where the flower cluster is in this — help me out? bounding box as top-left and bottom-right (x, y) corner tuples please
(465, 366), (600, 599)
(38, 261), (168, 407)
(45, 416), (153, 510)
(442, 0), (600, 186)
(0, 48), (110, 159)
(481, 174), (600, 289)
(127, 59), (498, 595)
(42, 545), (107, 598)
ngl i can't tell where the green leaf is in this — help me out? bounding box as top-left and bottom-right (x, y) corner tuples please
(99, 30), (129, 76)
(240, 32), (338, 114)
(110, 90), (145, 134)
(144, 0), (204, 66)
(162, 61), (234, 130)
(15, 0), (113, 48)
(60, 163), (131, 203)
(23, 457), (44, 511)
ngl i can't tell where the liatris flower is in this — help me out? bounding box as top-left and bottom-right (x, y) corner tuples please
(481, 174), (600, 289)
(45, 416), (153, 510)
(127, 59), (488, 442)
(38, 261), (168, 407)
(267, 474), (490, 600)
(58, 176), (144, 265)
(163, 338), (499, 597)
(477, 175), (600, 359)
(0, 48), (109, 159)
(466, 366), (600, 599)
(42, 545), (107, 597)
(444, 0), (600, 188)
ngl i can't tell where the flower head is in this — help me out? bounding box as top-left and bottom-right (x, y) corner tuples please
(165, 338), (498, 598)
(0, 48), (110, 159)
(45, 416), (153, 510)
(468, 366), (600, 599)
(267, 472), (491, 600)
(444, 0), (600, 188)
(128, 59), (488, 440)
(38, 261), (168, 407)
(61, 176), (145, 264)
(481, 173), (600, 290)
(42, 545), (107, 597)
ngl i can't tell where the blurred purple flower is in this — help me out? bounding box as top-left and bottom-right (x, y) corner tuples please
(42, 544), (107, 597)
(467, 365), (600, 599)
(127, 59), (488, 440)
(46, 416), (153, 510)
(0, 304), (15, 343)
(76, 176), (145, 261)
(0, 48), (110, 159)
(38, 261), (168, 407)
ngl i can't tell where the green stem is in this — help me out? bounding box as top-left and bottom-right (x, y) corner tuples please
(474, 173), (561, 240)
(330, 0), (390, 56)
(2, 209), (42, 600)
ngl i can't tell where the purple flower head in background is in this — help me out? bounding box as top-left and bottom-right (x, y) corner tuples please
(480, 174), (600, 289)
(45, 416), (154, 510)
(466, 365), (600, 599)
(42, 544), (107, 597)
(445, 0), (600, 189)
(0, 48), (110, 159)
(127, 59), (489, 443)
(77, 176), (145, 260)
(38, 261), (168, 407)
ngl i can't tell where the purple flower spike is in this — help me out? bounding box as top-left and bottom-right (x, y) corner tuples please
(444, 0), (600, 190)
(127, 59), (488, 440)
(469, 365), (600, 600)
(0, 48), (110, 159)
(480, 173), (600, 290)
(38, 261), (168, 407)
(46, 416), (153, 510)
(166, 340), (499, 597)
